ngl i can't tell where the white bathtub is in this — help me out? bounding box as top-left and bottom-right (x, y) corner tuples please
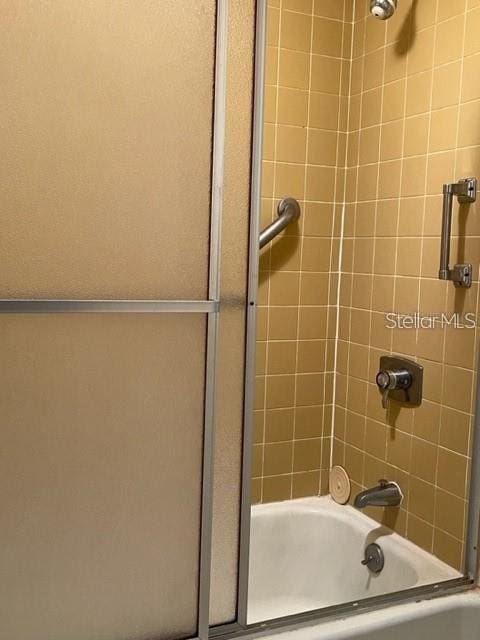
(247, 496), (460, 623)
(256, 592), (480, 640)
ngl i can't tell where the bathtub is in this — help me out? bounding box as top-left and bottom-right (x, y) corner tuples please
(247, 496), (461, 623)
(255, 592), (480, 640)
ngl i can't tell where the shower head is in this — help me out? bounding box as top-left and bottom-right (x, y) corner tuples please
(369, 0), (397, 20)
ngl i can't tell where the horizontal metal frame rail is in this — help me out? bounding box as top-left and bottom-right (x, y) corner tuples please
(0, 299), (219, 313)
(211, 576), (473, 639)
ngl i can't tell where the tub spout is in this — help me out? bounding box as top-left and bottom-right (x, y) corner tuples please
(354, 479), (403, 509)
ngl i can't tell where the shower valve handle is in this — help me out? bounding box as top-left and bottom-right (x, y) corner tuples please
(375, 356), (423, 410)
(376, 368), (412, 409)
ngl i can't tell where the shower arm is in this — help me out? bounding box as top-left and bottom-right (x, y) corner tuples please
(259, 197), (300, 249)
(438, 177), (476, 289)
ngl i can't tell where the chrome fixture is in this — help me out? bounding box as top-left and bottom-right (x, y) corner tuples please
(259, 197), (300, 248)
(439, 177), (477, 288)
(369, 0), (397, 20)
(375, 355), (423, 409)
(376, 367), (411, 407)
(362, 543), (385, 573)
(354, 479), (403, 509)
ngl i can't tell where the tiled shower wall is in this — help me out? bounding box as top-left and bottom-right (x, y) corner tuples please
(332, 0), (480, 571)
(252, 0), (352, 503)
(254, 0), (480, 571)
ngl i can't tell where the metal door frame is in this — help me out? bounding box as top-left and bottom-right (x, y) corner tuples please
(235, 0), (266, 629)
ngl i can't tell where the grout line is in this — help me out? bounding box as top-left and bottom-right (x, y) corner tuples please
(338, 4), (368, 473)
(363, 5), (389, 491)
(258, 428), (472, 461)
(257, 184), (480, 202)
(330, 0), (356, 473)
(274, 45), (354, 62)
(259, 0), (285, 504)
(263, 140), (480, 168)
(420, 0), (442, 553)
(326, 0), (353, 484)
(273, 6), (346, 23)
(448, 0), (474, 569)
(288, 0), (315, 500)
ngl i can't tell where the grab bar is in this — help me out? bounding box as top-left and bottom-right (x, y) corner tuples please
(259, 197), (300, 248)
(438, 177), (476, 289)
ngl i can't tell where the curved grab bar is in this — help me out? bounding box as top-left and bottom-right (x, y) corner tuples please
(259, 197), (300, 249)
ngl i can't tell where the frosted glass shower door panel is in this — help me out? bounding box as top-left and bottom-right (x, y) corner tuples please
(0, 1), (216, 299)
(0, 314), (207, 640)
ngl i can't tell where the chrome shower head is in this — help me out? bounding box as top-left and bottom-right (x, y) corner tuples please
(369, 0), (397, 20)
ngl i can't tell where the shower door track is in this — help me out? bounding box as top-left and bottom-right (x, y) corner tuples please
(233, 0), (480, 636)
(212, 576), (474, 639)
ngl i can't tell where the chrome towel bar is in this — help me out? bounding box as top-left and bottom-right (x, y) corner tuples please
(438, 177), (476, 289)
(259, 197), (300, 249)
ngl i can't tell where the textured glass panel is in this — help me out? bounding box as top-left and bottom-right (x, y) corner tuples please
(0, 314), (206, 640)
(0, 1), (215, 298)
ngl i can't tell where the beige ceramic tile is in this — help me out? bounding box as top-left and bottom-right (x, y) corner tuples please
(279, 48), (310, 89)
(312, 17), (344, 57)
(280, 10), (313, 53)
(255, 3), (478, 570)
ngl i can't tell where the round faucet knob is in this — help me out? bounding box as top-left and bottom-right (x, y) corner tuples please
(376, 368), (411, 391)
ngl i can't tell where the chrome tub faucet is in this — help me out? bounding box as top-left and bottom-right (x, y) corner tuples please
(354, 479), (403, 509)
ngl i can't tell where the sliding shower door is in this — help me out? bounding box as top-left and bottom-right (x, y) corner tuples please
(0, 314), (207, 640)
(0, 2), (254, 639)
